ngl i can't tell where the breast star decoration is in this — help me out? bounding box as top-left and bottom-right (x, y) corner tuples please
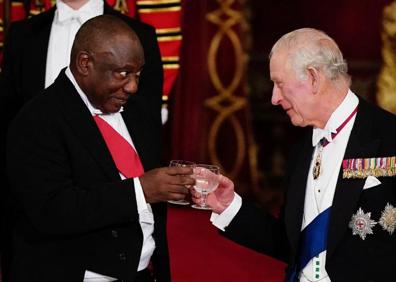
(348, 207), (377, 240)
(379, 203), (396, 235)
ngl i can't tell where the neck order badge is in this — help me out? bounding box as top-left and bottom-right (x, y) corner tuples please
(313, 106), (358, 180)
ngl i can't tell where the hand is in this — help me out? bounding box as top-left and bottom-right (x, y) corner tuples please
(139, 166), (195, 203)
(191, 174), (235, 214)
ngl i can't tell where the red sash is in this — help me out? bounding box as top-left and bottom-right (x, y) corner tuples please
(93, 115), (144, 178)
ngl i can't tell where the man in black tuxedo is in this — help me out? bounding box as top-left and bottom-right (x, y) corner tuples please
(193, 28), (396, 281)
(0, 0), (163, 280)
(0, 0), (163, 144)
(5, 15), (192, 282)
(0, 0), (163, 113)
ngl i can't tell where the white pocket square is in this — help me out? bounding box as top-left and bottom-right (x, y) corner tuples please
(363, 175), (381, 190)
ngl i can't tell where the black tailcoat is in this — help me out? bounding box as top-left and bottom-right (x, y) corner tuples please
(6, 70), (169, 281)
(1, 5), (167, 281)
(223, 98), (396, 282)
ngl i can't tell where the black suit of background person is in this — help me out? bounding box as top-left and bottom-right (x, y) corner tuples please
(4, 15), (193, 282)
(0, 1), (163, 280)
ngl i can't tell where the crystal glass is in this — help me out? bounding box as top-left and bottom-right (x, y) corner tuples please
(168, 160), (196, 205)
(191, 164), (220, 210)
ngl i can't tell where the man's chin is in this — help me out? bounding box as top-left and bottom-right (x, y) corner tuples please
(102, 106), (122, 114)
(289, 116), (305, 127)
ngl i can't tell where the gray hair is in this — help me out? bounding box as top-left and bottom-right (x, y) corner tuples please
(270, 28), (350, 85)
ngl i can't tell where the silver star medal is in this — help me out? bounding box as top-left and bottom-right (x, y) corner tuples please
(379, 203), (396, 235)
(348, 207), (377, 240)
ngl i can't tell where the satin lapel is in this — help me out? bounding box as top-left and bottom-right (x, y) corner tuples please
(327, 99), (380, 259)
(55, 71), (120, 180)
(285, 130), (314, 254)
(25, 8), (55, 93)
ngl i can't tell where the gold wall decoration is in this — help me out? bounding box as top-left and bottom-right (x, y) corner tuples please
(206, 0), (258, 188)
(377, 0), (396, 114)
(114, 0), (129, 14)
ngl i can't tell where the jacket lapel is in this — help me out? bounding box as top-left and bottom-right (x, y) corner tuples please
(285, 129), (314, 255)
(24, 8), (55, 95)
(55, 71), (120, 180)
(326, 99), (380, 259)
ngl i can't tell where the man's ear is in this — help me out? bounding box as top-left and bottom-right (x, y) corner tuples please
(307, 67), (321, 94)
(75, 51), (90, 76)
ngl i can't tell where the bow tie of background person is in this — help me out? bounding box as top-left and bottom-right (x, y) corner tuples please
(57, 8), (96, 25)
(56, 0), (103, 26)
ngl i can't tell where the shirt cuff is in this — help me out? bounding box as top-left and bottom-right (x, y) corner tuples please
(210, 193), (242, 231)
(134, 177), (148, 214)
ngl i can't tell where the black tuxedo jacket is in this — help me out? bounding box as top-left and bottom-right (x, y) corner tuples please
(6, 70), (169, 281)
(0, 4), (164, 277)
(223, 98), (396, 282)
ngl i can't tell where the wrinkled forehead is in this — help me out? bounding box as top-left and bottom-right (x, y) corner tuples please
(95, 35), (144, 62)
(270, 49), (304, 84)
(95, 33), (141, 52)
(94, 52), (144, 72)
(270, 48), (291, 71)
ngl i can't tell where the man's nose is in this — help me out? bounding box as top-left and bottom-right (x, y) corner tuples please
(123, 75), (139, 94)
(271, 85), (281, 105)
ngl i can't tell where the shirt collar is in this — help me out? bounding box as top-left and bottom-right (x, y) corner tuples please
(55, 0), (103, 25)
(312, 89), (359, 147)
(65, 67), (123, 116)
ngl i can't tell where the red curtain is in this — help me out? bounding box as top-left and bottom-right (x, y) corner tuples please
(169, 0), (212, 163)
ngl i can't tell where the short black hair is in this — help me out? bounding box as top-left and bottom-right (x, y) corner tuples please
(70, 15), (139, 64)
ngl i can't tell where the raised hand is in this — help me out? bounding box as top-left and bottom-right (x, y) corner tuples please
(139, 166), (195, 203)
(192, 174), (235, 214)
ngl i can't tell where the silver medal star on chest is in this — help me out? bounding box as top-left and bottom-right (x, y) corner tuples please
(348, 207), (377, 240)
(379, 203), (396, 235)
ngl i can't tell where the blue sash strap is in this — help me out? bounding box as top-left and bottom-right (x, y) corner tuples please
(286, 207), (331, 281)
(286, 266), (298, 282)
(299, 207), (331, 270)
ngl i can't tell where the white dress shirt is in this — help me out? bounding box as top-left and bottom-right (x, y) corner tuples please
(211, 90), (359, 282)
(300, 90), (358, 281)
(45, 0), (103, 88)
(65, 68), (155, 281)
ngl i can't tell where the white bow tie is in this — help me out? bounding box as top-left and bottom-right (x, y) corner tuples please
(312, 128), (335, 147)
(57, 8), (92, 24)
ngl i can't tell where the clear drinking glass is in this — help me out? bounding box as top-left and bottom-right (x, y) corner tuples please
(168, 160), (196, 205)
(191, 164), (220, 210)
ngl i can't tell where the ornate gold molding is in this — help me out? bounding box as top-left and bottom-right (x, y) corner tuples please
(377, 0), (396, 114)
(206, 0), (258, 187)
(114, 0), (129, 14)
